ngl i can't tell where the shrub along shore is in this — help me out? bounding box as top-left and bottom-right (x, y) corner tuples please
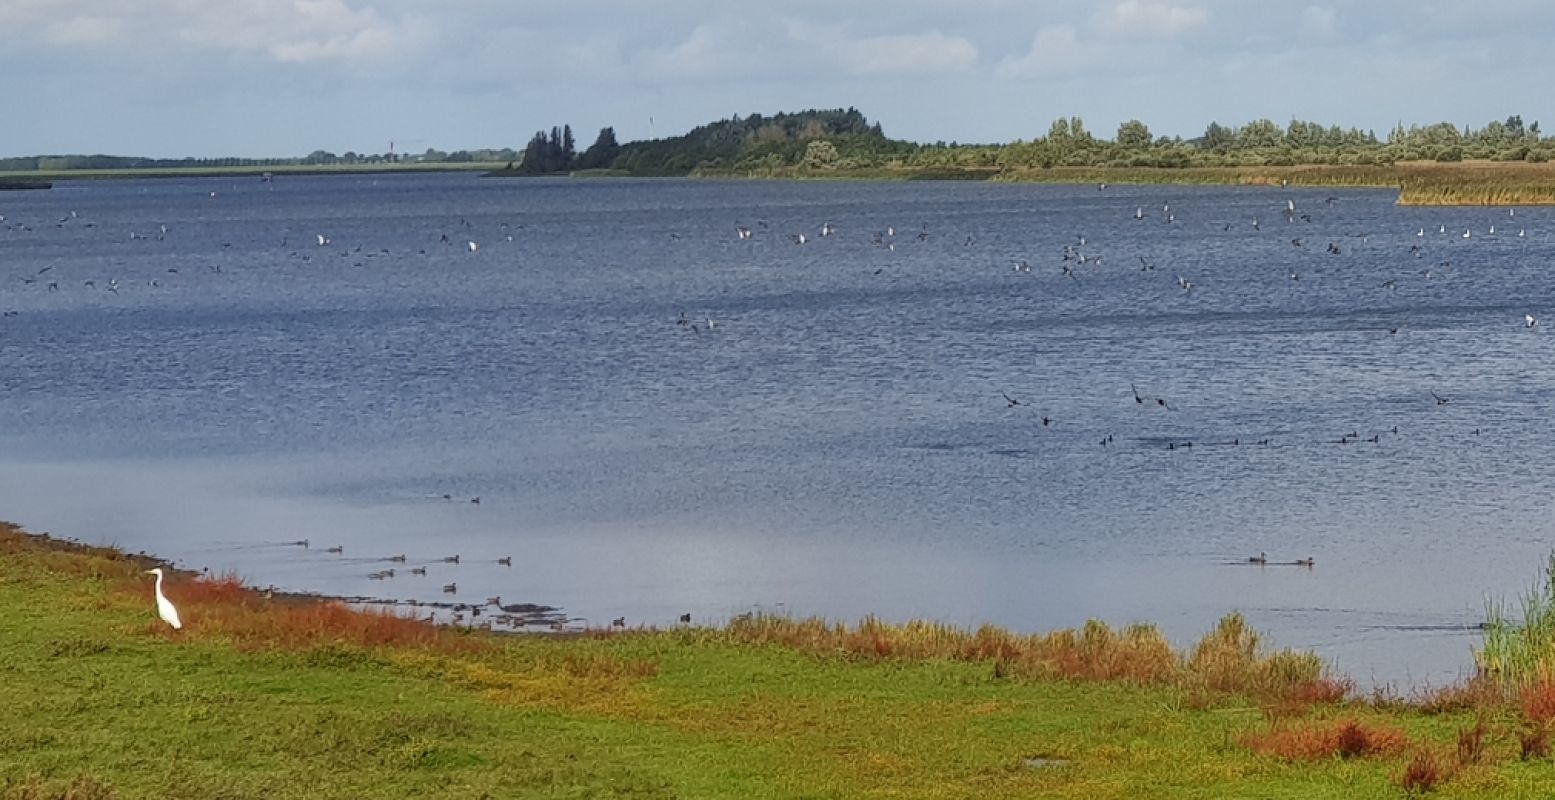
(4, 521), (1555, 799)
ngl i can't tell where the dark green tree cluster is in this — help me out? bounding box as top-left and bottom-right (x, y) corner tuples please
(517, 125), (575, 174)
(612, 108), (889, 176)
(514, 126), (619, 174)
(575, 127), (620, 171)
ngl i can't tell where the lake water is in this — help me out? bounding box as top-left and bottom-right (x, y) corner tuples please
(3, 173), (1553, 688)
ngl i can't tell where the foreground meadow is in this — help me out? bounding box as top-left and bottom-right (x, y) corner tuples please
(3, 523), (1555, 799)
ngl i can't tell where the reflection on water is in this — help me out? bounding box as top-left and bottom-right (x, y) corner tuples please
(3, 174), (1555, 688)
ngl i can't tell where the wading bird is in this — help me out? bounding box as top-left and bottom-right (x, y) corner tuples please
(146, 568), (182, 630)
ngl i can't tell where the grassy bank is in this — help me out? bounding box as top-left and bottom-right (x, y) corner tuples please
(1000, 162), (1555, 206)
(695, 161), (1555, 205)
(4, 523), (1555, 799)
(13, 159), (1555, 205)
(0, 163), (505, 182)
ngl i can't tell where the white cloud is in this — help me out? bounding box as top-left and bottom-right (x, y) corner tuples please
(1300, 6), (1339, 42)
(997, 25), (1100, 78)
(43, 15), (123, 46)
(0, 0), (424, 67)
(786, 23), (979, 75)
(638, 22), (757, 80)
(639, 18), (978, 82)
(1101, 1), (1208, 40)
(173, 0), (417, 65)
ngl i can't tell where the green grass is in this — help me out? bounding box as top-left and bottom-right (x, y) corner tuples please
(4, 525), (1555, 799)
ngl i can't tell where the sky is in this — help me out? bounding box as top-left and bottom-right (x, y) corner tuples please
(3, 0), (1552, 158)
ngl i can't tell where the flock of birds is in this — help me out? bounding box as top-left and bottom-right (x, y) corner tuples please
(144, 540), (690, 632)
(718, 191), (1536, 299)
(8, 179), (1544, 628)
(0, 200), (501, 315)
(711, 187), (1545, 571)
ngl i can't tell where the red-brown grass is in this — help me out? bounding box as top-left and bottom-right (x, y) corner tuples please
(1241, 718), (1410, 762)
(1395, 749), (1445, 794)
(1518, 725), (1550, 760)
(124, 568), (483, 654)
(1520, 679), (1555, 726)
(1454, 718), (1488, 766)
(1412, 680), (1499, 715)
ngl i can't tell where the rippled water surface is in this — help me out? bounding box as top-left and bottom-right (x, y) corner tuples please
(4, 173), (1554, 687)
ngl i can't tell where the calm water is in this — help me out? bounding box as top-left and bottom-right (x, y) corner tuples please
(4, 173), (1554, 687)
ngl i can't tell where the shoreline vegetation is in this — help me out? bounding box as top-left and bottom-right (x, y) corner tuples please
(11, 109), (1555, 204)
(7, 522), (1555, 797)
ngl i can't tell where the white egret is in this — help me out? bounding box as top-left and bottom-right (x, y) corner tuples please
(146, 568), (182, 630)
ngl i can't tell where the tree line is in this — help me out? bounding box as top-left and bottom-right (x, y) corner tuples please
(7, 110), (1552, 177)
(502, 110), (1555, 177)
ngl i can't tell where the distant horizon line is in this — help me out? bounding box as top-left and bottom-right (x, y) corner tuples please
(5, 108), (1545, 164)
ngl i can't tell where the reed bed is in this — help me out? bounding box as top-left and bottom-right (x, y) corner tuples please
(1478, 553), (1555, 689)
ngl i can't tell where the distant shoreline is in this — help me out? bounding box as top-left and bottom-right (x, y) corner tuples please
(687, 161), (1555, 206)
(10, 160), (1555, 206)
(484, 161), (1555, 206)
(0, 162), (504, 182)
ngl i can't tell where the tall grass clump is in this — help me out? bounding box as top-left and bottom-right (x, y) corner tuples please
(724, 611), (1340, 702)
(1477, 552), (1555, 689)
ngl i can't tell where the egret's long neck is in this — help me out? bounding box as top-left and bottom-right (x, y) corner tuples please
(154, 572), (164, 596)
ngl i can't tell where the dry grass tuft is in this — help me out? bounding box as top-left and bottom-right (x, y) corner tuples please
(1241, 718), (1410, 762)
(724, 611), (1341, 704)
(1519, 679), (1555, 726)
(1395, 748), (1446, 794)
(1518, 725), (1550, 760)
(1454, 718), (1489, 766)
(1410, 680), (1498, 715)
